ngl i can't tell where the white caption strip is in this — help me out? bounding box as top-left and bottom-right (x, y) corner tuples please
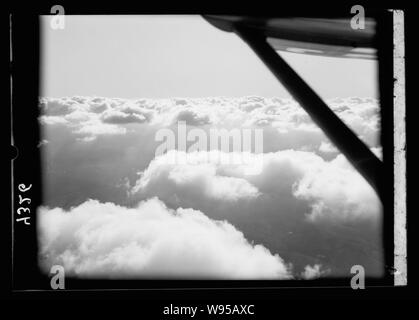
(393, 9), (407, 286)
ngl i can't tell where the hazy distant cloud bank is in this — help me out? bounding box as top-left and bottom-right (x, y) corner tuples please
(39, 96), (380, 147)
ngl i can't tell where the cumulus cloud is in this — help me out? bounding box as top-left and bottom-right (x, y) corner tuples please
(301, 264), (330, 279)
(132, 149), (381, 223)
(37, 139), (49, 148)
(174, 109), (211, 126)
(39, 97), (153, 139)
(101, 110), (148, 124)
(38, 197), (292, 279)
(39, 97), (76, 116)
(133, 151), (261, 202)
(74, 120), (127, 138)
(293, 154), (381, 223)
(318, 141), (338, 154)
(39, 115), (69, 125)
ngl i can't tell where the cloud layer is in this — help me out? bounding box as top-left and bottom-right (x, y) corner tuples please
(39, 96), (380, 149)
(38, 95), (383, 279)
(38, 197), (292, 279)
(132, 150), (381, 223)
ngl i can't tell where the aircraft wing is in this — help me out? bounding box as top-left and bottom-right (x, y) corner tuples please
(204, 15), (376, 59)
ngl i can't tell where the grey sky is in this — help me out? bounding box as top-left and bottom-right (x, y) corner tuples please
(40, 15), (378, 99)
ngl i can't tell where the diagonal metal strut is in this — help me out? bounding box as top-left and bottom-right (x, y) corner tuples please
(234, 26), (384, 202)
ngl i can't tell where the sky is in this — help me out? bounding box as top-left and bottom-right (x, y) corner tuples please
(40, 15), (378, 100)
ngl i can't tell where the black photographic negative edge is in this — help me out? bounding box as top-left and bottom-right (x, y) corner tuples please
(7, 3), (411, 299)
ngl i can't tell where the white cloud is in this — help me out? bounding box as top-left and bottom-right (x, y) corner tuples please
(39, 115), (69, 125)
(293, 154), (381, 222)
(371, 146), (383, 160)
(38, 197), (292, 279)
(74, 120), (127, 138)
(37, 139), (49, 148)
(318, 141), (338, 153)
(38, 95), (383, 277)
(101, 110), (147, 124)
(301, 264), (330, 279)
(39, 97), (76, 116)
(133, 151), (261, 202)
(132, 149), (381, 223)
(174, 109), (211, 126)
(39, 96), (380, 149)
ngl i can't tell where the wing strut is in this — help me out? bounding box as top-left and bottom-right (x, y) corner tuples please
(234, 26), (384, 202)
